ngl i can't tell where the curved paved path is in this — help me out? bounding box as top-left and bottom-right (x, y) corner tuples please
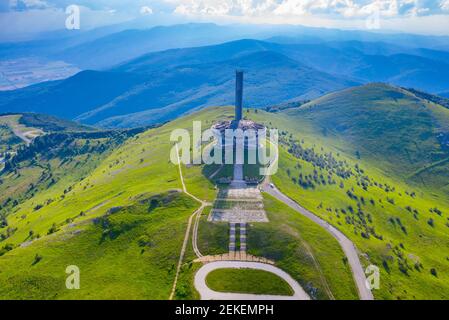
(194, 261), (310, 300)
(263, 140), (373, 300)
(262, 183), (374, 300)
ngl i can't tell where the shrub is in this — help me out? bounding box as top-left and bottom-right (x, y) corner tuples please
(430, 268), (438, 277)
(32, 254), (43, 265)
(47, 223), (59, 235)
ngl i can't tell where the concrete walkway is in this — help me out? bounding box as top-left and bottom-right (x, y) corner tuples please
(194, 261), (311, 300)
(229, 223), (236, 252)
(233, 164), (244, 181)
(240, 223), (247, 252)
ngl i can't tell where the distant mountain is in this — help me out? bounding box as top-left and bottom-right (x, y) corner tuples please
(119, 38), (449, 93)
(52, 23), (274, 70)
(2, 37), (449, 128)
(261, 41), (449, 93)
(0, 71), (146, 119)
(112, 39), (279, 73)
(268, 30), (449, 51)
(3, 22), (449, 90)
(0, 41), (358, 128)
(82, 48), (357, 127)
(440, 91), (449, 98)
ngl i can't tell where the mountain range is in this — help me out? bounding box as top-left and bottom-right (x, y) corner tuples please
(2, 35), (449, 128)
(0, 40), (360, 127)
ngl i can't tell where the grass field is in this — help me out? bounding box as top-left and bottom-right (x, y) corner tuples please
(1, 83), (448, 300)
(0, 110), (220, 299)
(249, 84), (449, 299)
(205, 268), (294, 296)
(248, 194), (359, 300)
(197, 208), (229, 256)
(0, 192), (198, 299)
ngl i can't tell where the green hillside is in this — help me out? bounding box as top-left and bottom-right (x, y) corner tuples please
(0, 110), (215, 299)
(250, 83), (449, 299)
(286, 84), (449, 183)
(0, 107), (360, 300)
(0, 113), (96, 155)
(1, 84), (449, 300)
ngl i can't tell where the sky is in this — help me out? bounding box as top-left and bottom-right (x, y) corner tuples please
(1, 0), (449, 40)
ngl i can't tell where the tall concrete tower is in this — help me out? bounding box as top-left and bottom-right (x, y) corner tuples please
(235, 70), (243, 122)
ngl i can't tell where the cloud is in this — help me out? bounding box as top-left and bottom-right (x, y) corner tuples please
(442, 0), (449, 10)
(11, 0), (50, 11)
(170, 0), (449, 19)
(1, 0), (449, 39)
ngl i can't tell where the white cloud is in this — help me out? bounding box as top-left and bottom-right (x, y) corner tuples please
(2, 0), (449, 38)
(441, 0), (449, 10)
(11, 0), (50, 11)
(170, 0), (449, 19)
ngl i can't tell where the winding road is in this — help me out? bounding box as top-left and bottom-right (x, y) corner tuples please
(173, 139), (374, 300)
(194, 261), (310, 300)
(262, 140), (374, 300)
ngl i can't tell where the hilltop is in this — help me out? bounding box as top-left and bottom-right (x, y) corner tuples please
(0, 84), (448, 300)
(282, 84), (449, 189)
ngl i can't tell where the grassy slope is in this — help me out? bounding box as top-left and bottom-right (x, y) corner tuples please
(0, 106), (361, 300)
(250, 84), (449, 299)
(3, 94), (441, 300)
(0, 113), (103, 215)
(248, 194), (358, 300)
(0, 115), (28, 154)
(0, 192), (197, 299)
(291, 84), (449, 193)
(205, 268), (294, 296)
(0, 124), (22, 153)
(0, 107), (240, 299)
(197, 207), (229, 255)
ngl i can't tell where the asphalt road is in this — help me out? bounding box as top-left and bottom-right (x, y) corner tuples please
(262, 183), (374, 300)
(194, 261), (311, 300)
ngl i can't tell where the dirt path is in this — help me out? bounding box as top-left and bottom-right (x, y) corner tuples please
(169, 144), (208, 300)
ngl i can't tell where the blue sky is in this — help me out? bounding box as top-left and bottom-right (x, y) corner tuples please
(1, 0), (449, 39)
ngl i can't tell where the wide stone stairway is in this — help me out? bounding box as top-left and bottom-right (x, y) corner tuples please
(197, 163), (273, 264)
